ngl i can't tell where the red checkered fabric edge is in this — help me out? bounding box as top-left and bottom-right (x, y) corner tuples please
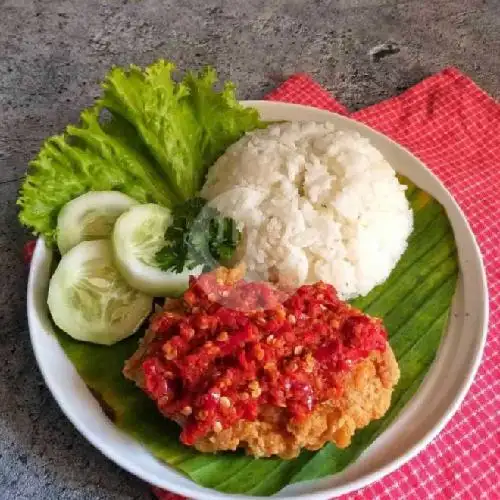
(154, 69), (500, 499)
(265, 73), (349, 116)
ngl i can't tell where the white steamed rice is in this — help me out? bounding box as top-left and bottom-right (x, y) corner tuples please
(201, 121), (413, 299)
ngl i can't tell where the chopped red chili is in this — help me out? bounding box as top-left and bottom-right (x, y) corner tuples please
(142, 271), (387, 445)
(23, 240), (36, 265)
(151, 487), (186, 500)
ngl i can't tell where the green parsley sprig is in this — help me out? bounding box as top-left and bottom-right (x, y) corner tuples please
(155, 197), (241, 273)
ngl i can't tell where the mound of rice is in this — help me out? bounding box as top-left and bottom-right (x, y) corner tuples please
(201, 121), (413, 299)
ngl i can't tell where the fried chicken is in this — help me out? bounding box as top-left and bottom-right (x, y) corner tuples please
(123, 267), (400, 459)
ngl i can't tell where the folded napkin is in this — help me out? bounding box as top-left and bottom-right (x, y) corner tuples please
(154, 68), (499, 499)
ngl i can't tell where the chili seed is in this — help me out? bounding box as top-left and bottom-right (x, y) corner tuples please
(163, 343), (177, 360)
(220, 396), (231, 408)
(180, 406), (193, 416)
(217, 331), (229, 342)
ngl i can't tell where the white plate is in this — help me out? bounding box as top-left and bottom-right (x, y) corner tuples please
(27, 101), (489, 499)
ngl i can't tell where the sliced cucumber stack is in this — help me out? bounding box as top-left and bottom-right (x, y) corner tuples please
(48, 239), (152, 345)
(112, 204), (202, 296)
(57, 191), (138, 254)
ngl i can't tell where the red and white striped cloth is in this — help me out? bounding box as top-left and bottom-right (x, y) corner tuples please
(155, 68), (500, 499)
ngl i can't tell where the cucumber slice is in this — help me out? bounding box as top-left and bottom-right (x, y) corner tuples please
(57, 191), (138, 254)
(48, 239), (152, 345)
(112, 204), (202, 296)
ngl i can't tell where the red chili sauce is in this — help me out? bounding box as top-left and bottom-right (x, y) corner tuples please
(142, 271), (387, 445)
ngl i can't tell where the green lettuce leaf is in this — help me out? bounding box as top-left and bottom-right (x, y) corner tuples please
(99, 61), (262, 200)
(52, 178), (458, 495)
(18, 60), (262, 242)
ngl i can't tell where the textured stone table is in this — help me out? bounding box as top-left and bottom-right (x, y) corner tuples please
(1, 1), (498, 499)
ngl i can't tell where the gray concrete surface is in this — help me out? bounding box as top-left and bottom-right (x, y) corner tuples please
(0, 0), (498, 499)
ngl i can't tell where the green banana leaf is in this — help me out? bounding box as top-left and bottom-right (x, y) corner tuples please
(54, 177), (458, 495)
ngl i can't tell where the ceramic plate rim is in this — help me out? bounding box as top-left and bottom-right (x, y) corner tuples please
(27, 100), (489, 499)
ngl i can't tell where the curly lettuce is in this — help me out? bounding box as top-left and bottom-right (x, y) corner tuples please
(18, 60), (262, 243)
